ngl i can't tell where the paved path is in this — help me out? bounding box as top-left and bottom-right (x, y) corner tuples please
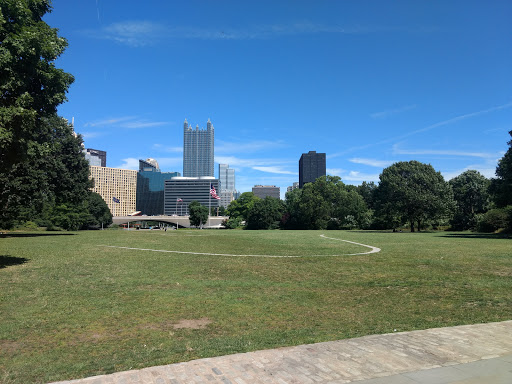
(51, 320), (512, 384)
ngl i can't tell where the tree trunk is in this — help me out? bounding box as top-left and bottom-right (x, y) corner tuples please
(410, 221), (415, 232)
(417, 219), (421, 232)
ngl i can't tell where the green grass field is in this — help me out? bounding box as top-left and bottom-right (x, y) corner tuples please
(1, 229), (511, 383)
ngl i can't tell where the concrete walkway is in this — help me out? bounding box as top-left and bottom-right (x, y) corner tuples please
(51, 320), (512, 384)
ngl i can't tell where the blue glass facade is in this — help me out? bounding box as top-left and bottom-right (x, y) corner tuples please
(137, 168), (180, 215)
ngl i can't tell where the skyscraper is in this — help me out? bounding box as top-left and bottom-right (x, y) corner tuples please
(219, 164), (236, 208)
(183, 118), (214, 177)
(84, 148), (106, 167)
(299, 151), (326, 188)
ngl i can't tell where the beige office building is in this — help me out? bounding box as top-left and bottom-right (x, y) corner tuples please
(90, 166), (137, 216)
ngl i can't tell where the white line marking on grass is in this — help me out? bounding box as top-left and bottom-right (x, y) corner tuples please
(99, 234), (381, 258)
(319, 234), (381, 255)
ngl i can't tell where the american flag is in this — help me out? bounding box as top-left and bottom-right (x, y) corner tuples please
(210, 184), (221, 200)
(112, 197), (120, 203)
(177, 198), (183, 202)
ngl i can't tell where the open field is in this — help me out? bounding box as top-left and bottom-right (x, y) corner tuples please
(1, 229), (511, 383)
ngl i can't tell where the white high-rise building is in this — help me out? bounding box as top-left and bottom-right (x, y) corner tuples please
(183, 118), (214, 177)
(219, 164), (236, 208)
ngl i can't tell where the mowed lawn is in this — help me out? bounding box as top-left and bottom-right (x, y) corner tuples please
(1, 230), (511, 383)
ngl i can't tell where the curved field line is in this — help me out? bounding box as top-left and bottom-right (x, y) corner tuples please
(99, 234), (381, 258)
(319, 234), (381, 255)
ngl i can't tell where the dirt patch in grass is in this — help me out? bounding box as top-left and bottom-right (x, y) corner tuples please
(0, 340), (23, 353)
(173, 318), (212, 329)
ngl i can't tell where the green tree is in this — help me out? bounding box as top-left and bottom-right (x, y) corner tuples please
(86, 192), (113, 228)
(226, 192), (260, 221)
(282, 176), (369, 230)
(356, 181), (377, 209)
(0, 0), (74, 229)
(374, 161), (454, 232)
(449, 170), (490, 230)
(189, 201), (209, 228)
(246, 197), (285, 230)
(490, 130), (512, 208)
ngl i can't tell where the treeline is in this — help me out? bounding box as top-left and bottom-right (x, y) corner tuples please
(0, 1), (112, 231)
(227, 134), (512, 233)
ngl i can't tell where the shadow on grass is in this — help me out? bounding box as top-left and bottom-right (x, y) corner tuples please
(0, 232), (76, 238)
(439, 233), (511, 240)
(0, 255), (29, 268)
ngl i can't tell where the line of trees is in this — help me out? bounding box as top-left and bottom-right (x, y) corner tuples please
(0, 1), (112, 230)
(226, 134), (512, 233)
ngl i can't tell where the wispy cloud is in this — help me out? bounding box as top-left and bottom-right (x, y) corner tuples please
(331, 100), (512, 157)
(442, 166), (497, 181)
(216, 139), (288, 154)
(80, 131), (105, 140)
(349, 158), (395, 168)
(392, 144), (497, 159)
(86, 21), (168, 47)
(84, 116), (136, 127)
(84, 116), (170, 129)
(252, 166), (297, 175)
(215, 155), (295, 169)
(84, 21), (404, 47)
(371, 104), (416, 119)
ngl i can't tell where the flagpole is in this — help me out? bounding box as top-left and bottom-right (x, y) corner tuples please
(208, 186), (211, 229)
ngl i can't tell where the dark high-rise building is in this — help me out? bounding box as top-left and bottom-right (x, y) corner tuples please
(136, 159), (180, 215)
(85, 148), (106, 167)
(183, 118), (214, 177)
(299, 151), (326, 188)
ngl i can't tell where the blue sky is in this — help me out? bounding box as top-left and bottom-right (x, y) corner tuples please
(46, 1), (512, 198)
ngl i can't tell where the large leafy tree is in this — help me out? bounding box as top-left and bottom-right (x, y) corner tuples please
(490, 130), (512, 208)
(283, 176), (368, 230)
(374, 161), (454, 232)
(449, 170), (490, 230)
(86, 192), (112, 228)
(246, 197), (285, 230)
(226, 192), (260, 221)
(0, 0), (74, 228)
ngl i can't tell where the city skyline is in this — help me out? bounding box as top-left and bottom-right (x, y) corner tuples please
(47, 1), (512, 199)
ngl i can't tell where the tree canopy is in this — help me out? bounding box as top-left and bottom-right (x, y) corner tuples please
(226, 192), (259, 221)
(449, 170), (490, 230)
(246, 197), (285, 230)
(0, 0), (76, 229)
(374, 161), (454, 232)
(282, 176), (368, 230)
(188, 201), (209, 228)
(491, 130), (512, 208)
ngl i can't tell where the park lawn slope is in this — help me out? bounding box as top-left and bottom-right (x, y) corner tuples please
(0, 230), (511, 383)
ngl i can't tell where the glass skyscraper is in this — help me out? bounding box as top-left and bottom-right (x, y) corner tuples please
(136, 159), (180, 215)
(183, 118), (214, 177)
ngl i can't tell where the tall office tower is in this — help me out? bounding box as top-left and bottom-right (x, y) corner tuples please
(219, 164), (236, 208)
(84, 148), (107, 167)
(299, 151), (326, 188)
(89, 166), (137, 216)
(183, 118), (214, 177)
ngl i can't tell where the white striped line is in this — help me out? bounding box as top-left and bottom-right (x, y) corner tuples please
(99, 234), (381, 258)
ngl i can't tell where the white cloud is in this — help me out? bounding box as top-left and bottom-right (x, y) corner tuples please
(215, 155), (295, 169)
(442, 166), (496, 181)
(153, 157), (182, 170)
(84, 116), (170, 129)
(80, 131), (105, 139)
(114, 158), (139, 170)
(85, 21), (405, 47)
(392, 144), (497, 159)
(349, 158), (394, 168)
(326, 168), (345, 176)
(252, 166), (297, 175)
(84, 116), (136, 127)
(327, 168), (379, 183)
(371, 104), (416, 119)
